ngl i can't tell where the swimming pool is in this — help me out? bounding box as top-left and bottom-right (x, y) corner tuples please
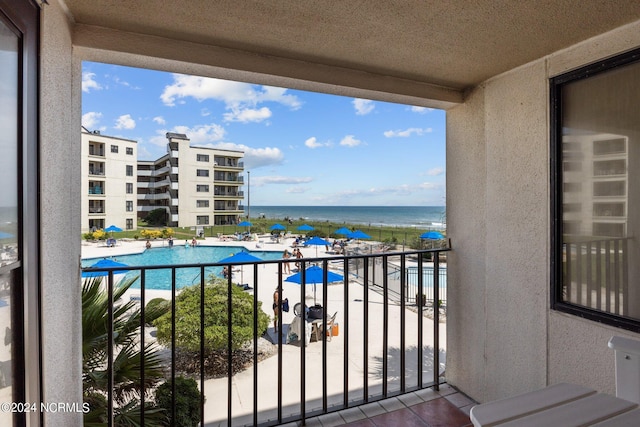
(81, 246), (283, 290)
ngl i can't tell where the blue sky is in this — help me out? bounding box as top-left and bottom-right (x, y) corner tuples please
(82, 62), (446, 206)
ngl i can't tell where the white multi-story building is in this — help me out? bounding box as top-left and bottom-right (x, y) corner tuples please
(137, 132), (244, 227)
(80, 127), (138, 232)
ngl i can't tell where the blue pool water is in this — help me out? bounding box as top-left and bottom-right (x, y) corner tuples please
(81, 246), (283, 290)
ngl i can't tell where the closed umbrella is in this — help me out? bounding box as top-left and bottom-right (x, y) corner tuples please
(285, 265), (343, 305)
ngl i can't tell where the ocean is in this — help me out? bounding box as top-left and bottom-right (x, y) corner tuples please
(248, 206), (446, 229)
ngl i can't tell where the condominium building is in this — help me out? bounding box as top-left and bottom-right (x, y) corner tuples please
(80, 127), (138, 232)
(562, 132), (628, 237)
(137, 132), (245, 227)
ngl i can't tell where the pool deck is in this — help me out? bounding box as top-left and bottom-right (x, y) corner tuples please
(81, 235), (445, 426)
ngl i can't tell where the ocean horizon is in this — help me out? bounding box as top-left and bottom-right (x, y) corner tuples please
(247, 205), (446, 229)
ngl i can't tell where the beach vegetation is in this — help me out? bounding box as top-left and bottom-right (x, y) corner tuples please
(154, 279), (269, 353)
(141, 229), (163, 240)
(87, 230), (107, 240)
(82, 276), (170, 426)
(82, 218), (446, 250)
(154, 376), (201, 427)
(145, 208), (168, 226)
(146, 297), (171, 326)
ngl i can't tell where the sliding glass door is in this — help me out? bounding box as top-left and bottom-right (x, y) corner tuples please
(0, 1), (40, 425)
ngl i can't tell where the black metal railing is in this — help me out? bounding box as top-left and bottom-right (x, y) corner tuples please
(82, 248), (450, 427)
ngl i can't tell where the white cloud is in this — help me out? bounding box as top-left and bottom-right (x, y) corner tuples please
(383, 127), (433, 138)
(304, 136), (332, 149)
(223, 107), (272, 123)
(207, 142), (284, 169)
(425, 167), (444, 176)
(253, 176), (313, 186)
(409, 106), (434, 114)
(352, 98), (375, 115)
(82, 72), (102, 93)
(148, 123), (226, 148)
(286, 187), (308, 194)
(201, 108), (211, 117)
(112, 75), (139, 90)
(114, 114), (136, 130)
(152, 116), (166, 125)
(160, 74), (302, 111)
(82, 112), (103, 129)
(418, 182), (440, 190)
(340, 135), (362, 147)
(173, 124), (226, 144)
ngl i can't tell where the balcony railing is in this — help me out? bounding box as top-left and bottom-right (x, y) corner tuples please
(563, 236), (629, 316)
(81, 248), (449, 426)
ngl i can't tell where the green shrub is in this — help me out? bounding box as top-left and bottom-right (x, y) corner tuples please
(154, 377), (201, 427)
(146, 297), (171, 326)
(155, 280), (269, 352)
(146, 208), (167, 226)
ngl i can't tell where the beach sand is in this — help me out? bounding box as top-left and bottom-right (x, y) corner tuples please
(81, 235), (445, 425)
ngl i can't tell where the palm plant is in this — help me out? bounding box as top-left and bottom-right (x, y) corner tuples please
(82, 276), (169, 426)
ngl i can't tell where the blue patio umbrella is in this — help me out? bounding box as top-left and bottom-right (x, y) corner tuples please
(270, 223), (286, 231)
(347, 230), (371, 240)
(82, 258), (129, 278)
(297, 224), (314, 232)
(238, 221), (252, 227)
(334, 227), (351, 236)
(285, 265), (343, 305)
(218, 250), (262, 286)
(304, 236), (331, 257)
(0, 231), (13, 239)
(420, 231), (444, 239)
(104, 225), (123, 232)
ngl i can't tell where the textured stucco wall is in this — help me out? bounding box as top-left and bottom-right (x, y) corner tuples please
(447, 60), (549, 403)
(447, 19), (640, 403)
(41, 2), (83, 425)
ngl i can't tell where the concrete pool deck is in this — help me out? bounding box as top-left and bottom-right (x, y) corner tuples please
(81, 235), (445, 426)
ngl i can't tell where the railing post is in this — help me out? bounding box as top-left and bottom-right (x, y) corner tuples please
(199, 266), (206, 427)
(433, 252), (440, 390)
(140, 270), (146, 427)
(322, 260), (328, 412)
(253, 262), (259, 427)
(107, 272), (114, 427)
(227, 272), (233, 425)
(343, 257), (350, 408)
(363, 256), (369, 402)
(277, 263), (283, 423)
(171, 269), (177, 425)
(417, 254), (424, 388)
(400, 254), (406, 392)
(382, 254), (388, 397)
(300, 260), (307, 425)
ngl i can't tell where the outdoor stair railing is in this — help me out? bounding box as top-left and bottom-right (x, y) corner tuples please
(82, 248), (450, 427)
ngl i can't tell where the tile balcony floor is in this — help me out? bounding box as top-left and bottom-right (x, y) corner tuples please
(280, 384), (475, 427)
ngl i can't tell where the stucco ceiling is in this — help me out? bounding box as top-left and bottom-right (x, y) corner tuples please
(63, 0), (640, 104)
